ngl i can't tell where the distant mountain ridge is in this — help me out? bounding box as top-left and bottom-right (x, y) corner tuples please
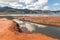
(0, 7), (60, 14)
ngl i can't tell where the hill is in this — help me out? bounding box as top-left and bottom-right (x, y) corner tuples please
(0, 7), (60, 14)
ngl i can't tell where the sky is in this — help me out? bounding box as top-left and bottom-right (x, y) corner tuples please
(0, 0), (60, 11)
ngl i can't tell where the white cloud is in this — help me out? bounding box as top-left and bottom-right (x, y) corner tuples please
(9, 2), (20, 8)
(19, 0), (35, 4)
(0, 0), (19, 3)
(53, 3), (59, 6)
(0, 0), (48, 10)
(42, 6), (50, 10)
(19, 0), (48, 10)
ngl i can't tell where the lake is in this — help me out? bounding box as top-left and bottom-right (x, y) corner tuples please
(0, 14), (60, 16)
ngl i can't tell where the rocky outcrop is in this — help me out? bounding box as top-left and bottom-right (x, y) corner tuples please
(0, 18), (58, 40)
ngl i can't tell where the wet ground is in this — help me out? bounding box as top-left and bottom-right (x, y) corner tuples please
(13, 19), (60, 39)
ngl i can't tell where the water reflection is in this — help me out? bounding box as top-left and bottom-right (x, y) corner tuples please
(48, 14), (60, 16)
(1, 14), (60, 16)
(13, 19), (60, 39)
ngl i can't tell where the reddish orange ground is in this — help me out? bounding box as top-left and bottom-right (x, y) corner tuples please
(0, 18), (59, 40)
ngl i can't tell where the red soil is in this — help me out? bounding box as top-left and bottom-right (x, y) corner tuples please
(0, 18), (58, 40)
